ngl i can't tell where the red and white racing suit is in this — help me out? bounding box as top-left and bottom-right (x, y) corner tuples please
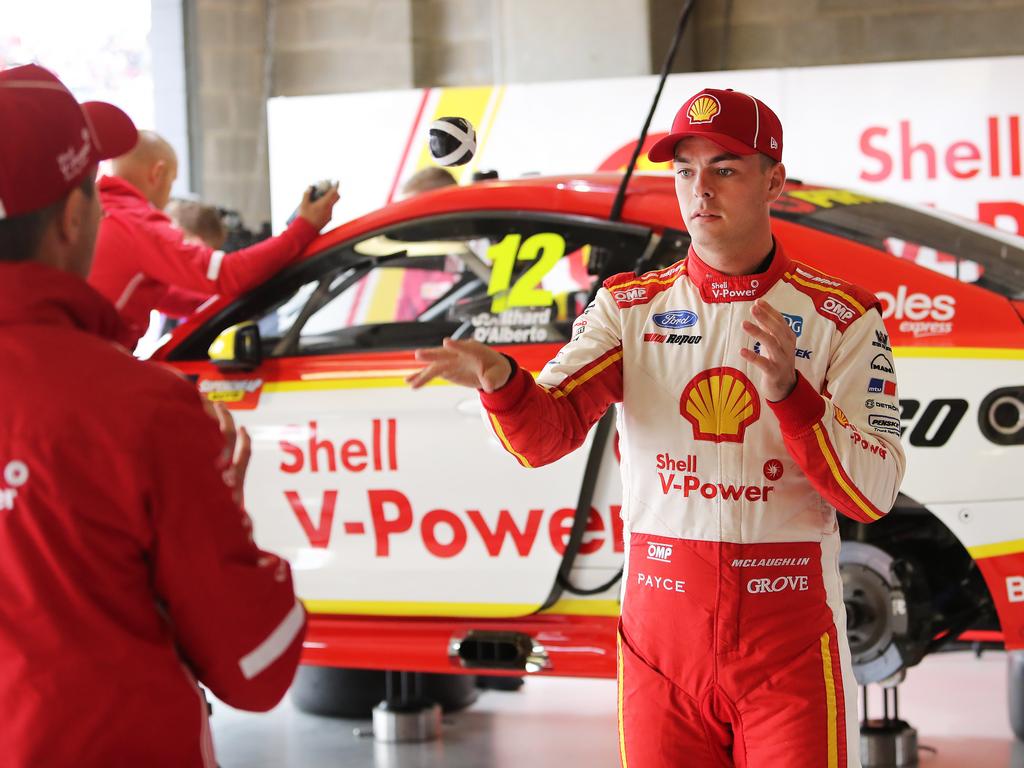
(480, 243), (905, 768)
(89, 175), (318, 349)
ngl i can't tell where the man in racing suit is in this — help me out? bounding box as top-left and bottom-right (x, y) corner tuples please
(88, 130), (339, 349)
(0, 65), (306, 767)
(409, 87), (905, 767)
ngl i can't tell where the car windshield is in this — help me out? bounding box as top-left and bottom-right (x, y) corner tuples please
(771, 188), (1024, 299)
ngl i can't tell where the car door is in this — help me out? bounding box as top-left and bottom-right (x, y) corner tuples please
(169, 212), (650, 619)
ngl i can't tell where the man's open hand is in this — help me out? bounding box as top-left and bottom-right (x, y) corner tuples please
(739, 299), (798, 402)
(406, 338), (512, 392)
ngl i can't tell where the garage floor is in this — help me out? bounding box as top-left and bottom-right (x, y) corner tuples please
(210, 650), (1019, 767)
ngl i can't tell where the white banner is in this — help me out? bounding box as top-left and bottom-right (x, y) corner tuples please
(268, 56), (1024, 236)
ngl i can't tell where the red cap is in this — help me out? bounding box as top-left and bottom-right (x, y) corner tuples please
(648, 88), (783, 164)
(0, 64), (138, 220)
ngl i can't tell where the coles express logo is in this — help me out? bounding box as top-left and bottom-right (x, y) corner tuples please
(877, 286), (955, 337)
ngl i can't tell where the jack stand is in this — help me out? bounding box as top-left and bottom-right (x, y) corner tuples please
(860, 676), (918, 767)
(371, 671), (442, 743)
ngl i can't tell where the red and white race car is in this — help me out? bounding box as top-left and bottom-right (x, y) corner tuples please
(154, 174), (1024, 726)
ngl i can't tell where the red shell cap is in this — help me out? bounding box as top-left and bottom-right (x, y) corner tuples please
(648, 88), (783, 164)
(0, 64), (138, 219)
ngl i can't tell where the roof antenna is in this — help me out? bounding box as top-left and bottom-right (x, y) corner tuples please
(609, 0), (698, 223)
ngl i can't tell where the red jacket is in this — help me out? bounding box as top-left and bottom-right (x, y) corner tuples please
(0, 263), (306, 767)
(88, 176), (318, 349)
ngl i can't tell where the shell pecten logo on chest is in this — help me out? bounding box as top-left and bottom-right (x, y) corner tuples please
(680, 367), (761, 443)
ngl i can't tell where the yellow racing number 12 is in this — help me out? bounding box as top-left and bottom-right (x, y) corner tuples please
(486, 232), (566, 313)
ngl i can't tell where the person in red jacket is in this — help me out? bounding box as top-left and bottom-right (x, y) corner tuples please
(0, 64), (306, 768)
(88, 129), (339, 349)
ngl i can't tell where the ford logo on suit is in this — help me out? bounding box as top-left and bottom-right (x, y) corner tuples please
(653, 310), (698, 329)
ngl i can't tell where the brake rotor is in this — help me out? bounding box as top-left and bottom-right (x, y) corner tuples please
(840, 541), (931, 685)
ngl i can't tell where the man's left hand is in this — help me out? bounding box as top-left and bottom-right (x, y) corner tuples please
(739, 299), (798, 402)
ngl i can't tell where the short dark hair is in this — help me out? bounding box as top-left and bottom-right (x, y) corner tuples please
(166, 198), (227, 249)
(0, 175), (95, 262)
(760, 155), (780, 171)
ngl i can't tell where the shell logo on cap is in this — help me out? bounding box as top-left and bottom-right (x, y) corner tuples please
(680, 367), (760, 443)
(688, 95), (721, 125)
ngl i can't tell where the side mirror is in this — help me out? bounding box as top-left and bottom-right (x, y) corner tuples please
(208, 322), (262, 371)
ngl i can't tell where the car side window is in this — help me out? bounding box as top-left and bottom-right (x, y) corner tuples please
(255, 254), (472, 357)
(173, 214), (650, 361)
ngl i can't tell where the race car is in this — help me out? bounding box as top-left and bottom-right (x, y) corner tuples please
(152, 173), (1024, 729)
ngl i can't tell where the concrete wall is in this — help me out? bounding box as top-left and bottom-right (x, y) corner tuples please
(650, 0), (1024, 72)
(273, 0), (414, 95)
(190, 0), (271, 226)
(187, 0), (1024, 228)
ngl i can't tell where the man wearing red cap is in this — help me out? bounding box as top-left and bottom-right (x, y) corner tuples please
(409, 88), (904, 767)
(88, 129), (339, 351)
(0, 64), (306, 767)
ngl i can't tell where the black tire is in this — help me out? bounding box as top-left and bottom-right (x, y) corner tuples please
(290, 665), (479, 719)
(1008, 651), (1024, 741)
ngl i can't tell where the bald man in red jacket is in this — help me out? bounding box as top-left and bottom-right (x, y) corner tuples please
(88, 130), (338, 349)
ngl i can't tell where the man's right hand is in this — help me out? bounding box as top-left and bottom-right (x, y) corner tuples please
(297, 182), (340, 231)
(406, 338), (512, 392)
(199, 398), (252, 508)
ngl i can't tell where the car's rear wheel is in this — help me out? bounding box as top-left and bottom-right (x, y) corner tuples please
(290, 665), (479, 719)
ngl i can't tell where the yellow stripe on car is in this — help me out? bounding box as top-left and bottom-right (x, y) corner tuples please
(302, 597), (620, 618)
(303, 599), (540, 618)
(892, 346), (1024, 360)
(968, 538), (1024, 560)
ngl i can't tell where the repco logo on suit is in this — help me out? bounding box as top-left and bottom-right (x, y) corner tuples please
(644, 333), (702, 346)
(747, 575), (809, 594)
